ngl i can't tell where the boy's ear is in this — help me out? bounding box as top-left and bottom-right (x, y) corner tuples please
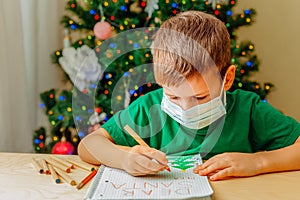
(224, 65), (236, 91)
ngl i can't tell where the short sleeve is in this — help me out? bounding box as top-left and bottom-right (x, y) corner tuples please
(101, 91), (160, 147)
(101, 111), (136, 146)
(250, 95), (300, 151)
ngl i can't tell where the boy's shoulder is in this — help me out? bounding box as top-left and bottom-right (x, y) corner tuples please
(226, 89), (263, 111)
(130, 88), (163, 106)
(227, 89), (261, 102)
(146, 87), (163, 97)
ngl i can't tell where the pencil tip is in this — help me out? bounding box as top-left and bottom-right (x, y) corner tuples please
(71, 180), (77, 186)
(76, 183), (83, 189)
(165, 166), (171, 172)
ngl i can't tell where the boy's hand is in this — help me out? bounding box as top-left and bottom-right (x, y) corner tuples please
(121, 145), (168, 176)
(193, 152), (262, 181)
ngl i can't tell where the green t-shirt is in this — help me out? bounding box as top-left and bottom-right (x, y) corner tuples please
(102, 89), (300, 160)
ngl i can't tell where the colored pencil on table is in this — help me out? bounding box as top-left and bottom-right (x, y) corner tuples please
(53, 166), (76, 186)
(45, 158), (71, 173)
(40, 158), (51, 174)
(48, 164), (61, 184)
(124, 125), (171, 172)
(65, 159), (96, 172)
(31, 158), (44, 174)
(76, 169), (98, 190)
(51, 156), (75, 169)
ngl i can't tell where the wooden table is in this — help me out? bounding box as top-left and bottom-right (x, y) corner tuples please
(0, 153), (299, 200)
(0, 153), (95, 200)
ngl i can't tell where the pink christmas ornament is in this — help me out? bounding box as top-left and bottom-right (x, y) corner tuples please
(52, 137), (75, 155)
(93, 21), (112, 40)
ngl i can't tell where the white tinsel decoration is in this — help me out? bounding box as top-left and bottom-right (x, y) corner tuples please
(89, 112), (107, 125)
(59, 45), (102, 91)
(208, 0), (228, 9)
(145, 0), (159, 18)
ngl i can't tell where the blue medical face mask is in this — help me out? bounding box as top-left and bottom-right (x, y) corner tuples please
(161, 80), (226, 129)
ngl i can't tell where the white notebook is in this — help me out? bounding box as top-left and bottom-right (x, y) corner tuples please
(85, 154), (213, 200)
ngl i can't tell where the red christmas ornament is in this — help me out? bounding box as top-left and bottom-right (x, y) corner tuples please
(93, 21), (112, 40)
(94, 14), (100, 21)
(95, 107), (101, 113)
(52, 137), (75, 155)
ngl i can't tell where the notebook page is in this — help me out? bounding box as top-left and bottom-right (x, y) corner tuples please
(88, 154), (213, 200)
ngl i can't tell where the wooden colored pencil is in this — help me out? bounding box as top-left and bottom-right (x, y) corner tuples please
(124, 125), (171, 172)
(51, 156), (75, 169)
(65, 159), (96, 172)
(31, 158), (44, 174)
(53, 166), (76, 186)
(40, 158), (51, 174)
(45, 158), (71, 173)
(124, 125), (149, 147)
(76, 169), (98, 190)
(48, 164), (61, 184)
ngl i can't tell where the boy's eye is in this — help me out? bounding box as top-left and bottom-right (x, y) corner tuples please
(169, 96), (179, 100)
(195, 96), (207, 100)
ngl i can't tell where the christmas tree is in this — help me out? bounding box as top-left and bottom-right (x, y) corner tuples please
(170, 155), (197, 171)
(33, 0), (273, 154)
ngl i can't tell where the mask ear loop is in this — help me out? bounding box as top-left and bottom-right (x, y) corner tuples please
(220, 73), (227, 107)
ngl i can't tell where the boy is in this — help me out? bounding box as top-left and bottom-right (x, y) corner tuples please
(78, 11), (300, 181)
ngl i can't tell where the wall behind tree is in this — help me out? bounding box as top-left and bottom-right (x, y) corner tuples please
(35, 0), (69, 130)
(236, 0), (300, 121)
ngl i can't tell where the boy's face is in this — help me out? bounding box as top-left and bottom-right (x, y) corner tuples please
(162, 71), (223, 111)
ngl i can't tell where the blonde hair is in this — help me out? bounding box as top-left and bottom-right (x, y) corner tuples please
(152, 11), (231, 86)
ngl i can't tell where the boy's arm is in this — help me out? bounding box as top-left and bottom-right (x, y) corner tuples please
(78, 128), (168, 176)
(77, 128), (133, 164)
(194, 136), (300, 181)
(256, 136), (300, 173)
(77, 128), (127, 168)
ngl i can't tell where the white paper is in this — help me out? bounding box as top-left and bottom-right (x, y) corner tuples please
(86, 154), (213, 200)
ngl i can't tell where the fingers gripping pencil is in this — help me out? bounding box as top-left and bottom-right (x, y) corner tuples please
(124, 125), (171, 172)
